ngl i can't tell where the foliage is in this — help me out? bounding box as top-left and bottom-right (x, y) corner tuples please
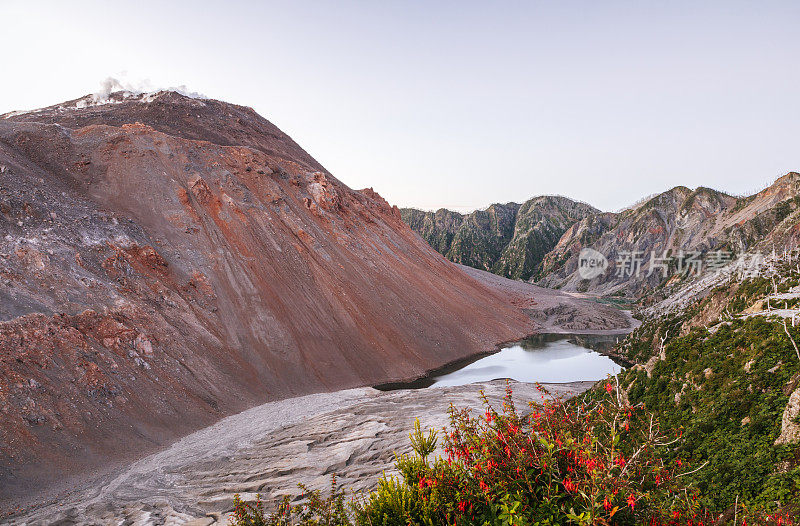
(620, 316), (800, 513)
(612, 258), (800, 516)
(229, 384), (797, 525)
(230, 477), (350, 526)
(409, 418), (438, 460)
(367, 383), (712, 526)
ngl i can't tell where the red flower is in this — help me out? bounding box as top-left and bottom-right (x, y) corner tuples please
(418, 476), (433, 489)
(605, 382), (613, 393)
(627, 493), (636, 510)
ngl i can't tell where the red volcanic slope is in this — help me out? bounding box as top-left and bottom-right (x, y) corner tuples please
(0, 92), (614, 505)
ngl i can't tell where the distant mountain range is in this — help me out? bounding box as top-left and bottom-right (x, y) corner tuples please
(401, 196), (598, 281)
(403, 173), (800, 295)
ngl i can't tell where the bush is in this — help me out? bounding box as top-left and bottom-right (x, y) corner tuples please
(620, 316), (800, 513)
(230, 383), (795, 526)
(231, 477), (350, 526)
(362, 382), (709, 526)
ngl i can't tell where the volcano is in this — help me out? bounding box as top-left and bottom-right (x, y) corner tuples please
(0, 91), (629, 508)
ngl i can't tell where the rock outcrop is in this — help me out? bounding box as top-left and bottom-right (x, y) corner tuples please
(775, 387), (800, 445)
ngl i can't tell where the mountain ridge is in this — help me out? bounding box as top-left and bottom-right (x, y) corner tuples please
(404, 174), (800, 297)
(538, 173), (800, 295)
(0, 91), (630, 507)
(401, 195), (599, 280)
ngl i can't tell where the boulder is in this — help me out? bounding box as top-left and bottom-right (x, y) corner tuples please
(775, 387), (800, 445)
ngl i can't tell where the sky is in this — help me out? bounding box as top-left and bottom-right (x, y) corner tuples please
(1, 1), (798, 213)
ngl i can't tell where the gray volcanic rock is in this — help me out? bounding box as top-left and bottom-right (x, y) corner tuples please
(8, 380), (595, 525)
(459, 265), (635, 333)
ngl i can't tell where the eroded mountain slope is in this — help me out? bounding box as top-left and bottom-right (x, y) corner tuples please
(538, 176), (800, 295)
(0, 91), (629, 508)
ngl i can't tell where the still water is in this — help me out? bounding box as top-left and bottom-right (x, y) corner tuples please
(377, 334), (625, 390)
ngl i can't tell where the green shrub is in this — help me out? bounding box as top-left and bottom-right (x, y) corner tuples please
(229, 382), (796, 525)
(231, 478), (350, 526)
(620, 316), (800, 513)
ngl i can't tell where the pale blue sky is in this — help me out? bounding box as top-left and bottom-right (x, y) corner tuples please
(1, 1), (798, 212)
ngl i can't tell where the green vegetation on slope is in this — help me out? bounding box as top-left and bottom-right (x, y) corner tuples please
(401, 196), (598, 281)
(611, 261), (800, 514)
(621, 317), (800, 511)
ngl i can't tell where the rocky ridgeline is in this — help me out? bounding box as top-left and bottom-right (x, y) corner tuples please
(401, 196), (598, 281)
(539, 176), (800, 295)
(405, 174), (800, 299)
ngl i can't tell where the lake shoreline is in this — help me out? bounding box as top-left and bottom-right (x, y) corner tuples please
(375, 331), (634, 391)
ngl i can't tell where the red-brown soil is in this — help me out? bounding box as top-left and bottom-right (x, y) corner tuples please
(0, 91), (629, 511)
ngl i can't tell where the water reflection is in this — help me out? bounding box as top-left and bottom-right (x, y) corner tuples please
(376, 333), (624, 390)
